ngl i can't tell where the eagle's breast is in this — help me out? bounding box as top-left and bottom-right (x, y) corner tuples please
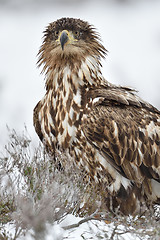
(37, 56), (102, 151)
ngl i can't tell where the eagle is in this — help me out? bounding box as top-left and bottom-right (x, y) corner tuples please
(33, 17), (160, 215)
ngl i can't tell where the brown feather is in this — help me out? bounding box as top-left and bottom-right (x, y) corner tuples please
(34, 17), (160, 215)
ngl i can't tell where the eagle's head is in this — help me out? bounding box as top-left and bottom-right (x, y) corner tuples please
(38, 17), (107, 72)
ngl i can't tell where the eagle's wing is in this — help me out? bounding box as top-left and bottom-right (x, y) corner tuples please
(83, 86), (160, 186)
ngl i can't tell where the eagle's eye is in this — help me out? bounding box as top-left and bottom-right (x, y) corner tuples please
(74, 30), (81, 39)
(54, 31), (59, 38)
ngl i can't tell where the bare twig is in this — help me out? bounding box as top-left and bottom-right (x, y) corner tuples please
(109, 225), (118, 240)
(62, 211), (112, 230)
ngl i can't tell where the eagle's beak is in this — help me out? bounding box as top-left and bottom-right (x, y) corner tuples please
(60, 30), (69, 50)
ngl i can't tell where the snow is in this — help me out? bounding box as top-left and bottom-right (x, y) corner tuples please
(0, 0), (160, 239)
(4, 214), (144, 240)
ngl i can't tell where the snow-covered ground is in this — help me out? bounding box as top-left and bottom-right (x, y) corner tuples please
(4, 214), (143, 240)
(0, 0), (160, 239)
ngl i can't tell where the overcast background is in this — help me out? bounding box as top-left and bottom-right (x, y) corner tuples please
(0, 0), (160, 148)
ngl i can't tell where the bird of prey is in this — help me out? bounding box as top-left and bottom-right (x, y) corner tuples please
(34, 17), (160, 215)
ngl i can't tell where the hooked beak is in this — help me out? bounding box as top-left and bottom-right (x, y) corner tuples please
(60, 31), (69, 50)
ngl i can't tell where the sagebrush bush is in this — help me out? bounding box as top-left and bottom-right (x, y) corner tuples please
(0, 128), (160, 240)
(0, 128), (103, 239)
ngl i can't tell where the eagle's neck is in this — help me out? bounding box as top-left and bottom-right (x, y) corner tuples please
(43, 56), (105, 149)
